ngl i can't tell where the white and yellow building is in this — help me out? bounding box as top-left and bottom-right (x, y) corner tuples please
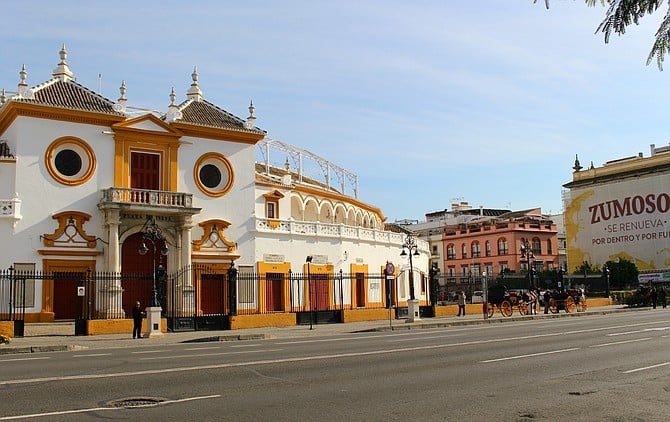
(0, 47), (428, 328)
(563, 145), (670, 280)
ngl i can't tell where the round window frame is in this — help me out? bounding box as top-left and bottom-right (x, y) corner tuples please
(45, 137), (96, 186)
(193, 152), (234, 197)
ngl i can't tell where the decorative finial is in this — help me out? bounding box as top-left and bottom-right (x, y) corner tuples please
(52, 44), (73, 82)
(17, 64), (34, 99)
(165, 87), (183, 123)
(186, 66), (203, 101)
(112, 80), (128, 113)
(119, 80), (127, 100)
(19, 64), (27, 87)
(284, 157), (291, 172)
(590, 161), (594, 170)
(0, 89), (6, 104)
(244, 100), (257, 129)
(573, 154), (583, 172)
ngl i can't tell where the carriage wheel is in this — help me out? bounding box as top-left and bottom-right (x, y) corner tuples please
(487, 303), (494, 318)
(518, 302), (528, 316)
(549, 298), (558, 314)
(565, 296), (576, 313)
(501, 300), (513, 317)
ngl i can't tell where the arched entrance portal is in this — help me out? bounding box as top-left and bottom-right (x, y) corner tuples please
(121, 232), (167, 317)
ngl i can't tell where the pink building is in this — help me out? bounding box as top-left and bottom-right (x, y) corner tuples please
(442, 208), (559, 282)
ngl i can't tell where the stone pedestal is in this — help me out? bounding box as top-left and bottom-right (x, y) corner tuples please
(145, 306), (163, 337)
(406, 299), (421, 323)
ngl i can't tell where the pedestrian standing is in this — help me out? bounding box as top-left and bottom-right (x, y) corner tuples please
(660, 288), (667, 309)
(544, 290), (551, 314)
(651, 288), (658, 309)
(132, 301), (144, 339)
(457, 291), (466, 317)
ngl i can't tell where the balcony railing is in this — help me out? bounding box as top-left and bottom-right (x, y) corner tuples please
(255, 217), (426, 250)
(100, 187), (194, 209)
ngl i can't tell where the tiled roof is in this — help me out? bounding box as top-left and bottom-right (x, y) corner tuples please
(13, 78), (124, 116)
(176, 99), (265, 135)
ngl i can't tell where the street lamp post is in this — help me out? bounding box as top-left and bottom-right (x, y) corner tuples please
(400, 234), (421, 322)
(137, 217), (168, 337)
(520, 239), (536, 290)
(138, 218), (169, 308)
(603, 264), (611, 299)
(306, 255), (313, 330)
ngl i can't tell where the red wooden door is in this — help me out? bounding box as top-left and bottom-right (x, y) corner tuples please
(53, 273), (81, 319)
(355, 273), (365, 308)
(121, 232), (164, 317)
(200, 273), (224, 315)
(131, 152), (160, 190)
(265, 273), (284, 312)
(309, 274), (329, 311)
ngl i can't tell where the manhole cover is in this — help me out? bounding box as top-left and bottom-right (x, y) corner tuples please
(107, 397), (167, 408)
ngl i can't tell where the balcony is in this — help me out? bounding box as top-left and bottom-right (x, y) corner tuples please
(0, 197), (21, 224)
(99, 187), (200, 216)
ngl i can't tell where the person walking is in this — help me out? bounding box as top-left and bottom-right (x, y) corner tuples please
(457, 291), (466, 317)
(132, 301), (144, 339)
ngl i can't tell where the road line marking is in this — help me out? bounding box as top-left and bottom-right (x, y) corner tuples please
(73, 353), (112, 358)
(230, 344), (262, 348)
(139, 348), (283, 361)
(131, 350), (170, 354)
(0, 394), (221, 420)
(481, 348), (579, 363)
(0, 357), (50, 363)
(183, 347), (221, 351)
(624, 362), (670, 374)
(590, 338), (652, 348)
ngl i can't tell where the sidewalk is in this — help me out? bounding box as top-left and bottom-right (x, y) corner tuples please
(0, 305), (645, 355)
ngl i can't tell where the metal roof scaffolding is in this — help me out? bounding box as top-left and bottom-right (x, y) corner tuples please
(257, 138), (359, 199)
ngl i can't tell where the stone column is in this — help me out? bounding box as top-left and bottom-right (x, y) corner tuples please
(180, 215), (195, 317)
(101, 209), (124, 318)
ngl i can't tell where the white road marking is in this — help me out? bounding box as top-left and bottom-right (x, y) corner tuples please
(0, 357), (50, 363)
(0, 394), (221, 420)
(131, 349), (170, 354)
(590, 338), (652, 348)
(480, 348), (579, 363)
(183, 347), (221, 351)
(230, 344), (262, 348)
(624, 362), (670, 374)
(73, 353), (112, 358)
(139, 348), (283, 361)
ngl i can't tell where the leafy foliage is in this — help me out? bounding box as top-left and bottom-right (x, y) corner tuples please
(536, 0), (670, 69)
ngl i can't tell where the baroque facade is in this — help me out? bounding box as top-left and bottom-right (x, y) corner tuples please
(0, 47), (428, 326)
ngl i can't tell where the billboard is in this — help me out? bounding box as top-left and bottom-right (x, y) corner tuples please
(564, 173), (670, 272)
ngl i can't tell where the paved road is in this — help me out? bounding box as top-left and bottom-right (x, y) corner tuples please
(0, 305), (641, 353)
(1, 307), (669, 421)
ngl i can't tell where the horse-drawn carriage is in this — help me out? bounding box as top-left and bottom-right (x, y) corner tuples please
(546, 289), (585, 313)
(486, 284), (537, 317)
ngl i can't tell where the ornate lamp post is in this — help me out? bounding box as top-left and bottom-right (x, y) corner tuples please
(401, 234), (421, 322)
(400, 235), (420, 300)
(520, 239), (536, 290)
(306, 255), (313, 330)
(138, 218), (168, 308)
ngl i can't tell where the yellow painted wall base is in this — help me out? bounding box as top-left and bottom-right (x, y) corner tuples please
(586, 297), (612, 307)
(0, 321), (13, 338)
(86, 319), (167, 336)
(343, 308), (392, 323)
(229, 313), (296, 330)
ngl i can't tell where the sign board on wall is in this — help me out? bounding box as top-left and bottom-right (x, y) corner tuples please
(564, 173), (670, 272)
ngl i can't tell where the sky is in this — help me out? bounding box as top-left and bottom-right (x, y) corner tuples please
(1, 1), (668, 222)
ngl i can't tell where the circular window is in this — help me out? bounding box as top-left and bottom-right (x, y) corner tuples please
(194, 153), (234, 197)
(199, 164), (222, 189)
(45, 137), (96, 186)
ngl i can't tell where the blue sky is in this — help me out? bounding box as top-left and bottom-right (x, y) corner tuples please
(1, 1), (667, 222)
